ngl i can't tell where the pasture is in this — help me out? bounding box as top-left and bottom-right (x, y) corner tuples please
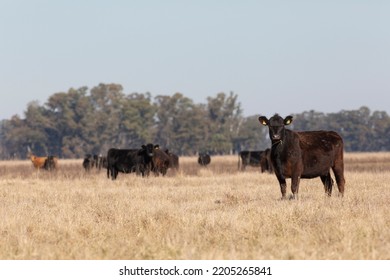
(0, 153), (389, 260)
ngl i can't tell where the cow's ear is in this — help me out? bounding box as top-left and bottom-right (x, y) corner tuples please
(258, 116), (269, 126)
(154, 145), (160, 149)
(141, 145), (146, 149)
(284, 116), (293, 125)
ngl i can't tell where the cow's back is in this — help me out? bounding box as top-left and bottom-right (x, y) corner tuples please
(297, 131), (344, 178)
(107, 148), (138, 165)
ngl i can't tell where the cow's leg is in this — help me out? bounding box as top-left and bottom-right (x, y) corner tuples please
(290, 175), (300, 200)
(140, 166), (146, 177)
(332, 163), (345, 197)
(276, 175), (287, 199)
(111, 169), (117, 180)
(162, 167), (168, 176)
(144, 166), (150, 177)
(321, 173), (334, 196)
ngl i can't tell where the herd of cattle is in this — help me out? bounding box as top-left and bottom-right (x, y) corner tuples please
(27, 114), (346, 199)
(28, 145), (271, 177)
(105, 144), (180, 179)
(28, 145), (181, 178)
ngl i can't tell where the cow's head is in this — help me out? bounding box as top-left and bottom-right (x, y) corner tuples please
(259, 114), (293, 143)
(142, 143), (155, 157)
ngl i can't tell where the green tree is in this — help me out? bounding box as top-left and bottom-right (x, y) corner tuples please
(235, 115), (269, 151)
(327, 107), (371, 151)
(1, 116), (30, 159)
(369, 110), (390, 151)
(119, 92), (156, 148)
(154, 93), (205, 155)
(88, 83), (125, 153)
(205, 92), (243, 154)
(292, 110), (327, 131)
(45, 87), (90, 157)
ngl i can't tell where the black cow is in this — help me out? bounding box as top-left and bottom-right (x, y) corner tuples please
(238, 149), (272, 173)
(83, 154), (107, 172)
(198, 153), (211, 166)
(99, 155), (108, 170)
(106, 144), (155, 180)
(259, 114), (345, 199)
(43, 156), (57, 171)
(82, 154), (94, 172)
(261, 148), (273, 173)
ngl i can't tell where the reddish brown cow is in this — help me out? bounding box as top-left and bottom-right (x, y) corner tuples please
(29, 155), (46, 169)
(165, 149), (179, 170)
(152, 145), (170, 176)
(259, 114), (345, 199)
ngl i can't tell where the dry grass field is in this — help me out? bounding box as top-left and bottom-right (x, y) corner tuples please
(0, 153), (389, 260)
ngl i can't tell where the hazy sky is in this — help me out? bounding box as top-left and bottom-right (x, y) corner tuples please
(1, 0), (389, 121)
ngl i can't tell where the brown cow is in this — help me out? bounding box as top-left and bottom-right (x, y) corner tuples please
(259, 114), (345, 199)
(198, 153), (211, 166)
(152, 145), (171, 176)
(165, 149), (179, 170)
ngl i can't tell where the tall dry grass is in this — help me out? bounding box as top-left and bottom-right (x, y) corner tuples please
(0, 154), (389, 259)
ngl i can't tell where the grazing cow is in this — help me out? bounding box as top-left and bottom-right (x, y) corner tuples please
(151, 146), (171, 176)
(43, 156), (57, 171)
(259, 114), (345, 199)
(106, 144), (155, 180)
(165, 149), (179, 170)
(198, 153), (211, 166)
(238, 149), (273, 173)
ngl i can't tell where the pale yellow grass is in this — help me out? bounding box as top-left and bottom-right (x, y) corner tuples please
(0, 154), (389, 260)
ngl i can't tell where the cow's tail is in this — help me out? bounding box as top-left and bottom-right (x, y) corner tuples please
(238, 152), (241, 170)
(107, 165), (110, 179)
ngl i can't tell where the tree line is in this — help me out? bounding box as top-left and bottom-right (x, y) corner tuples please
(0, 83), (389, 159)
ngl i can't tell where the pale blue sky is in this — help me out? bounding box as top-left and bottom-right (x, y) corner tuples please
(1, 0), (389, 120)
